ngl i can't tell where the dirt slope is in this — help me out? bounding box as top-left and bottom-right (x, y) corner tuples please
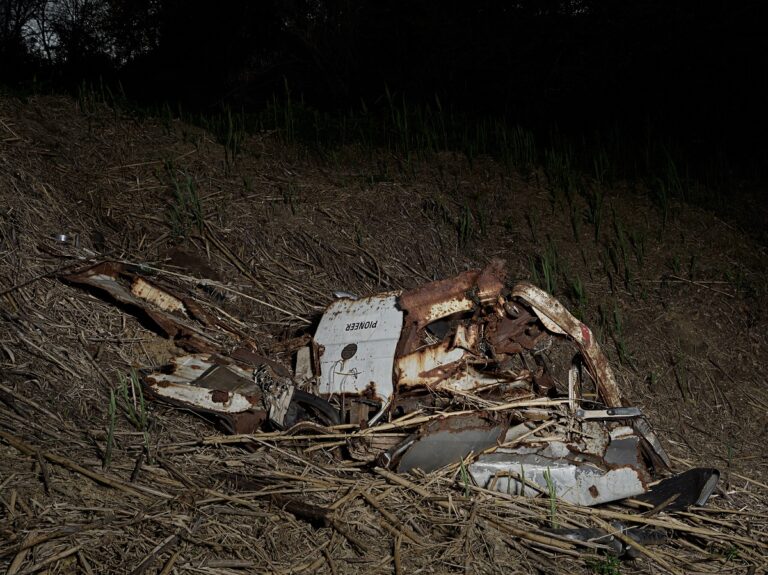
(1, 95), (767, 574)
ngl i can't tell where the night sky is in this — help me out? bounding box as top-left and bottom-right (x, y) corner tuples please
(2, 1), (767, 176)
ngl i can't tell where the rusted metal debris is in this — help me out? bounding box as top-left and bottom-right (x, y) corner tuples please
(64, 262), (248, 353)
(65, 258), (718, 515)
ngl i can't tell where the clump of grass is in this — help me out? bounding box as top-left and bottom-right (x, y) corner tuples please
(197, 104), (247, 169)
(457, 204), (476, 248)
(530, 239), (560, 294)
(592, 147), (612, 189)
(688, 253), (698, 280)
(611, 210), (632, 290)
(650, 148), (686, 231)
(77, 77), (127, 117)
(723, 546), (741, 562)
(628, 226), (647, 268)
(544, 147), (577, 207)
(581, 183), (605, 241)
(282, 182), (298, 215)
(385, 85), (412, 160)
(586, 555), (621, 575)
(570, 200), (582, 241)
(117, 369), (151, 460)
(502, 125), (536, 175)
(526, 208), (541, 244)
(568, 274), (587, 320)
(612, 304), (631, 366)
(651, 176), (671, 231)
(543, 467), (558, 528)
(661, 148), (685, 199)
(77, 80), (99, 117)
(166, 167), (203, 238)
(668, 254), (682, 275)
(672, 351), (689, 401)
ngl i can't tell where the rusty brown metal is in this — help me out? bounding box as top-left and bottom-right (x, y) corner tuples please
(397, 259), (507, 354)
(485, 309), (544, 354)
(64, 262), (229, 353)
(143, 354), (270, 433)
(230, 347), (292, 378)
(68, 258), (673, 489)
(511, 282), (624, 408)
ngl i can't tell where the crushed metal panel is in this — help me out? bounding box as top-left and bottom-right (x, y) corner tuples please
(396, 343), (506, 393)
(511, 282), (624, 408)
(142, 353), (269, 433)
(485, 308), (542, 354)
(144, 354), (260, 413)
(396, 341), (466, 387)
(64, 262), (221, 352)
(470, 451), (647, 506)
(633, 468), (719, 511)
(432, 366), (508, 394)
(604, 426), (645, 469)
(390, 413), (507, 473)
(294, 346), (314, 381)
(453, 323), (480, 351)
(193, 365), (260, 395)
(149, 354), (215, 383)
(146, 377), (258, 413)
(632, 416), (672, 470)
(313, 293), (403, 403)
(397, 259), (506, 352)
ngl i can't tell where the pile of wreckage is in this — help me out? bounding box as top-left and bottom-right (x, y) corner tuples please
(65, 258), (719, 557)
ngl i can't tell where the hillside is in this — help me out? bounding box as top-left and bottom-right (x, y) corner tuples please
(1, 95), (767, 574)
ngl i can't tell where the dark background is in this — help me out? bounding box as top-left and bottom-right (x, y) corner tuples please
(2, 0), (767, 180)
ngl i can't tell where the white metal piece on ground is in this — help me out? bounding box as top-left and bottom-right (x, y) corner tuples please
(313, 293), (403, 403)
(470, 452), (647, 506)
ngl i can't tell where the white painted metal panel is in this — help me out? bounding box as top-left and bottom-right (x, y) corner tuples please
(314, 293), (403, 402)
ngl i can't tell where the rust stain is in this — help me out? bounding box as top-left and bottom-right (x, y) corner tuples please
(363, 381), (378, 399)
(228, 410), (268, 434)
(230, 347), (292, 378)
(397, 259), (507, 354)
(417, 360), (465, 381)
(485, 311), (545, 353)
(62, 261), (223, 354)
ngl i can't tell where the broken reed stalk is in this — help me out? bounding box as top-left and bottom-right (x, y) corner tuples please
(124, 258), (313, 324)
(103, 388), (116, 470)
(13, 545), (82, 575)
(199, 398), (570, 447)
(0, 430), (171, 500)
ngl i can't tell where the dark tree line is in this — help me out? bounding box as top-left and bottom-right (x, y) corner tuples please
(2, 0), (767, 155)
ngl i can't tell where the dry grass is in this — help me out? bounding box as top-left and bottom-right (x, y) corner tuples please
(1, 94), (767, 574)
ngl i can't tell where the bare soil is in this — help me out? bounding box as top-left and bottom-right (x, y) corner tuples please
(1, 95), (767, 574)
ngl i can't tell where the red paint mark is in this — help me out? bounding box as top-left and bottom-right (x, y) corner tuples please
(580, 324), (591, 346)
